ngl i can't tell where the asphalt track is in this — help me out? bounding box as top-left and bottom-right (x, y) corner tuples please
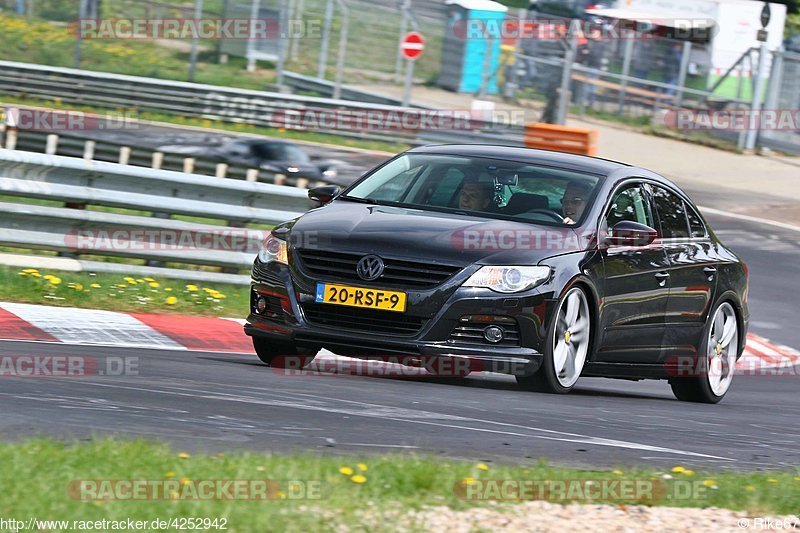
(0, 208), (798, 471)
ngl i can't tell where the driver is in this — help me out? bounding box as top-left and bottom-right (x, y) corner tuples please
(458, 179), (493, 211)
(561, 181), (592, 225)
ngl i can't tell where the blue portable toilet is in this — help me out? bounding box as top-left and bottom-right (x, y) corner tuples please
(438, 0), (508, 94)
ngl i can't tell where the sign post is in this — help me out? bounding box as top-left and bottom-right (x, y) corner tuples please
(400, 31), (425, 107)
(744, 1), (771, 151)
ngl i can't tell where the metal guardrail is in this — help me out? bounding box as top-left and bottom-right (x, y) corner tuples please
(0, 60), (526, 147)
(0, 149), (313, 284)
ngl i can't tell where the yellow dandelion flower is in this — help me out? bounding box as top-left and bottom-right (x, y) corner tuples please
(768, 479), (778, 484)
(72, 283), (84, 291)
(671, 466), (685, 473)
(31, 273), (42, 278)
(164, 288), (173, 292)
(612, 470), (624, 475)
(357, 463), (368, 471)
(462, 477), (477, 485)
(18, 271), (27, 276)
(476, 463), (489, 471)
(339, 466), (354, 475)
(49, 277), (62, 285)
(351, 475), (367, 484)
(90, 283), (101, 288)
(165, 471), (175, 478)
(216, 453), (225, 458)
(149, 282), (160, 288)
(177, 452), (190, 459)
(744, 485), (755, 491)
(180, 477), (191, 486)
(186, 285), (199, 292)
(22, 269), (39, 274)
(682, 469), (695, 476)
(165, 296), (178, 305)
(144, 277), (156, 282)
(702, 480), (717, 487)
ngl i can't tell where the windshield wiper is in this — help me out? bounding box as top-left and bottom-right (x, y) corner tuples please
(339, 195), (382, 205)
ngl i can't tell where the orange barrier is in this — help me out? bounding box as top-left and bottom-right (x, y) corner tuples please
(524, 123), (598, 156)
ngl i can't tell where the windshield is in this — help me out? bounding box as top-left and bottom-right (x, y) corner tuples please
(344, 153), (601, 226)
(252, 142), (311, 163)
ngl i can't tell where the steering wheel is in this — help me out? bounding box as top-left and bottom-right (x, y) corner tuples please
(524, 209), (565, 222)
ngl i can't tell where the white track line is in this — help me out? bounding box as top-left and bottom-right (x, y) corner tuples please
(699, 206), (800, 233)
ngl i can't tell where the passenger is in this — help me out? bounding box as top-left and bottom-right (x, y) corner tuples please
(561, 181), (592, 225)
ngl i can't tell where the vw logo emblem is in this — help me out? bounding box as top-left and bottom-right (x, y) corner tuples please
(356, 255), (385, 281)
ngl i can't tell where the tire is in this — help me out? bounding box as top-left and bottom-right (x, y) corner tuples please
(252, 336), (318, 368)
(669, 301), (739, 404)
(516, 286), (591, 394)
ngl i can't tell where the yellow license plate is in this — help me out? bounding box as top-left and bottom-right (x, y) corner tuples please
(315, 283), (406, 312)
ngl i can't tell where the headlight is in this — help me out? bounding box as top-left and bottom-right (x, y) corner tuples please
(258, 235), (288, 265)
(463, 266), (550, 293)
(322, 168), (337, 179)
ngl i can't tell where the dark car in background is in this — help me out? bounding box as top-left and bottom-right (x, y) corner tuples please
(157, 138), (340, 183)
(246, 145), (749, 403)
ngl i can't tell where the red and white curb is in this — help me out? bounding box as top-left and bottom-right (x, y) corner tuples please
(0, 302), (797, 373)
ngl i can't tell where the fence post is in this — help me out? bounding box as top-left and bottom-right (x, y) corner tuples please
(45, 134), (59, 155)
(296, 177), (309, 188)
(617, 36), (634, 114)
(246, 168), (259, 181)
(151, 151), (164, 169)
(119, 146), (131, 165)
(674, 41), (692, 109)
(83, 140), (95, 160)
(317, 0), (334, 79)
(556, 25), (578, 125)
(394, 0), (410, 83)
(744, 43), (769, 152)
(289, 0), (304, 61)
(183, 157), (195, 173)
(332, 0), (349, 100)
(215, 163), (228, 178)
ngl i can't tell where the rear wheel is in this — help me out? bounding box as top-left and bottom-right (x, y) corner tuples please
(517, 286), (591, 394)
(252, 336), (318, 368)
(669, 301), (738, 403)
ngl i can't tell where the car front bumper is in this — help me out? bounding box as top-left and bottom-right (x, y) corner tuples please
(244, 260), (556, 377)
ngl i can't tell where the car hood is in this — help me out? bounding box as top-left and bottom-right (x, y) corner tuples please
(287, 200), (592, 266)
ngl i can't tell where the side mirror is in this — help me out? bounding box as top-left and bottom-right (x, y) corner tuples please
(308, 185), (340, 205)
(605, 220), (658, 247)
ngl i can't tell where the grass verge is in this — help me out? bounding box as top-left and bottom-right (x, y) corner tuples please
(0, 266), (248, 317)
(0, 439), (798, 532)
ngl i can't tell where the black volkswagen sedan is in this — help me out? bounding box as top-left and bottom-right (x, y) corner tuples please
(245, 145), (749, 403)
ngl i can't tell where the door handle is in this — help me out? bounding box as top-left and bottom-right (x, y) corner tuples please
(703, 266), (717, 274)
(655, 271), (670, 286)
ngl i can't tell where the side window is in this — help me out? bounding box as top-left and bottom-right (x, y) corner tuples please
(651, 186), (690, 239)
(685, 204), (707, 238)
(605, 184), (653, 228)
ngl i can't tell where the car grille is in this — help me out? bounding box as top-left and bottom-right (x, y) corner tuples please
(300, 303), (426, 336)
(448, 318), (521, 347)
(295, 249), (461, 289)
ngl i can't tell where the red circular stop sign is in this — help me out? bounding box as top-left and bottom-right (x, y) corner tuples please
(400, 32), (425, 60)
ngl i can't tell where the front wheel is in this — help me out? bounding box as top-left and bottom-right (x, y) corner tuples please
(669, 301), (739, 403)
(252, 336), (318, 368)
(517, 286), (591, 394)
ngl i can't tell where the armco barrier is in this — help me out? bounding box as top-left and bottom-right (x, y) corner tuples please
(0, 149), (312, 283)
(523, 123), (598, 156)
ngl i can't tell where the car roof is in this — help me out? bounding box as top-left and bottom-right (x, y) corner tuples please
(406, 144), (630, 175)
